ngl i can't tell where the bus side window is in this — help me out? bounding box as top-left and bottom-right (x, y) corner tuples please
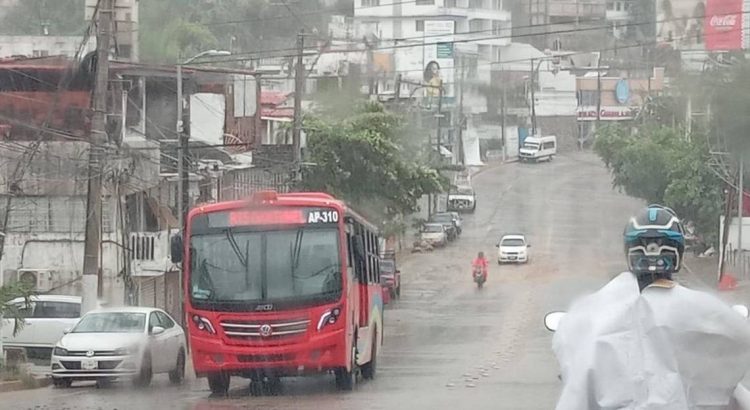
(345, 231), (353, 270)
(353, 233), (367, 283)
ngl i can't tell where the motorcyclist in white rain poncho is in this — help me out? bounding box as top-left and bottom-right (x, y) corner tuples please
(552, 205), (750, 409)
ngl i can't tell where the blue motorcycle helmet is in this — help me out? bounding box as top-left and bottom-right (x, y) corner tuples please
(624, 204), (685, 289)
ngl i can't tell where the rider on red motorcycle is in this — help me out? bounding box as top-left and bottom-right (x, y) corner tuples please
(472, 251), (488, 281)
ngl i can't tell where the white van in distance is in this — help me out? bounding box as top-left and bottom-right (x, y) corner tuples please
(519, 135), (556, 162)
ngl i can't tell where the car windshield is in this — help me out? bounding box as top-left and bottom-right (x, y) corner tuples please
(524, 142), (540, 150)
(453, 187), (474, 195)
(72, 312), (146, 333)
(431, 214), (452, 223)
(190, 227), (342, 305)
(424, 224), (443, 233)
(502, 238), (526, 247)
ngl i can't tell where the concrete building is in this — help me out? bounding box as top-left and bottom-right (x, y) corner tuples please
(0, 35), (95, 59)
(86, 0), (139, 61)
(576, 65), (665, 144)
(354, 0), (512, 63)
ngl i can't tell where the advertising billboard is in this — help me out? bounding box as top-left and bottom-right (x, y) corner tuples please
(656, 0), (749, 51)
(704, 0), (744, 50)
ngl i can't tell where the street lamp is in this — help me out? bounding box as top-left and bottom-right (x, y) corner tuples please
(176, 49), (231, 229)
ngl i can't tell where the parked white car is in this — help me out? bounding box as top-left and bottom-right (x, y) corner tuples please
(497, 234), (530, 264)
(421, 223), (448, 247)
(51, 307), (186, 388)
(1, 295), (83, 360)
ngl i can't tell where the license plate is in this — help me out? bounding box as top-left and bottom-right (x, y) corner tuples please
(509, 256), (517, 260)
(81, 359), (97, 370)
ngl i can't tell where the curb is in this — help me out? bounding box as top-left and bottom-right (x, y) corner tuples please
(470, 160), (508, 178)
(0, 376), (50, 393)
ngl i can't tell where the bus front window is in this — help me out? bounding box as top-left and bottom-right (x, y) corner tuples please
(189, 228), (342, 306)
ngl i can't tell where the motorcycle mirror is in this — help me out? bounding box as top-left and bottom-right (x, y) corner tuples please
(732, 304), (749, 319)
(544, 311), (566, 332)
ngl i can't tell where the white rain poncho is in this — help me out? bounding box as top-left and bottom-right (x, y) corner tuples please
(553, 272), (750, 410)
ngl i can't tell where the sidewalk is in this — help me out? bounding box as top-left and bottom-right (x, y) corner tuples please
(681, 253), (750, 305)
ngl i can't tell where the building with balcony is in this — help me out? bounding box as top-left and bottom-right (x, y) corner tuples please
(512, 0), (608, 50)
(355, 0), (512, 51)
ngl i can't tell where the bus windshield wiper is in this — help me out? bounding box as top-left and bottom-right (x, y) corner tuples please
(194, 259), (217, 300)
(225, 228), (248, 267)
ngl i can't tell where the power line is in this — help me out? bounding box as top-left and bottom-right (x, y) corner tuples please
(192, 12), (722, 65)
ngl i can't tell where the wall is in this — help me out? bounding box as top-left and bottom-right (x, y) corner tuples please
(0, 36), (95, 58)
(536, 115), (578, 151)
(577, 67), (665, 107)
(0, 142), (89, 196)
(1, 231), (126, 306)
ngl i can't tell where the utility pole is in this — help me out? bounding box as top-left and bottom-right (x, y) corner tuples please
(433, 81), (444, 216)
(457, 57), (465, 166)
(739, 157), (745, 279)
(501, 68), (507, 163)
(596, 55), (602, 128)
(394, 74), (402, 102)
(530, 59), (537, 136)
(176, 64), (188, 230)
(292, 30), (305, 179)
(82, 0), (113, 314)
(367, 43), (375, 98)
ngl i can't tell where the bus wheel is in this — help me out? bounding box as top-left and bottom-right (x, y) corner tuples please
(361, 332), (377, 380)
(335, 345), (357, 391)
(208, 372), (230, 396)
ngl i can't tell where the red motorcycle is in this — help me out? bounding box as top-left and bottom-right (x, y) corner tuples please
(473, 266), (486, 289)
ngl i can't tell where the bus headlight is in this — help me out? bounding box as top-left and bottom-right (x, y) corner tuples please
(317, 306), (342, 331)
(191, 314), (216, 334)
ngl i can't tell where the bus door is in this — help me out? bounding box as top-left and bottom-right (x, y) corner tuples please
(351, 223), (369, 328)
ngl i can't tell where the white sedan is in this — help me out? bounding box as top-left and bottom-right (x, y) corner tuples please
(496, 234), (531, 264)
(50, 307), (186, 388)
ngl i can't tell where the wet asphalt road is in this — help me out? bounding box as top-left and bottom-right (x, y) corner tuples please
(3, 152), (644, 410)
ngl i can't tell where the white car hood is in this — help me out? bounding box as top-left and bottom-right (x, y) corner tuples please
(58, 332), (146, 351)
(519, 148), (537, 154)
(500, 245), (526, 253)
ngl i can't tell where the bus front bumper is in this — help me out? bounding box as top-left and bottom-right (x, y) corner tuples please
(191, 329), (347, 377)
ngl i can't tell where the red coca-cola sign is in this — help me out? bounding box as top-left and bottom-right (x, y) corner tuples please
(705, 0), (743, 50)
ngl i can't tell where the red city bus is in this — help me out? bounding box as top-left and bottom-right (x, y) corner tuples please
(183, 191), (384, 394)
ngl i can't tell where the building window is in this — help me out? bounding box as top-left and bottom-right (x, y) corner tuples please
(470, 0), (484, 8)
(493, 0), (503, 9)
(470, 19), (483, 32)
(416, 20), (425, 32)
(492, 20), (504, 35)
(415, 0), (434, 4)
(445, 0), (457, 6)
(361, 0), (379, 6)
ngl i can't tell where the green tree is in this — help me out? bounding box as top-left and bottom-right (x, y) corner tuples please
(594, 125), (723, 243)
(0, 0), (86, 36)
(301, 102), (447, 231)
(0, 281), (35, 337)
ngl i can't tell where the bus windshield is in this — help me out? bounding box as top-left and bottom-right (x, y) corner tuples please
(189, 227), (342, 307)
